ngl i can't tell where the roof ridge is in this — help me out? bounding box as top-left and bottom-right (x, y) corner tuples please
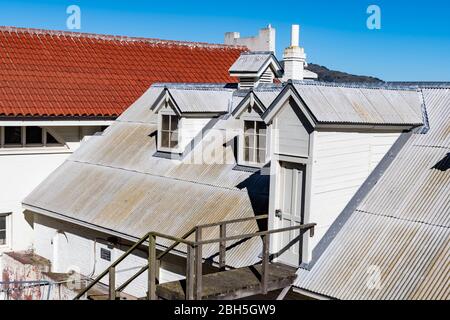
(0, 26), (247, 50)
(290, 80), (420, 92)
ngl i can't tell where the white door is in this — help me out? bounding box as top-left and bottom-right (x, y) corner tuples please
(276, 162), (305, 267)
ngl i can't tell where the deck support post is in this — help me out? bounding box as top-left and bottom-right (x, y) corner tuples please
(261, 234), (270, 294)
(219, 224), (226, 271)
(148, 234), (157, 300)
(186, 244), (195, 300)
(195, 227), (203, 300)
(109, 266), (116, 300)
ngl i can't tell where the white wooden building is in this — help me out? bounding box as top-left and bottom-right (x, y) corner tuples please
(0, 26), (245, 257)
(18, 48), (433, 300)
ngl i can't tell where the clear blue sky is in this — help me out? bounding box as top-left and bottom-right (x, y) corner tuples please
(1, 0), (449, 81)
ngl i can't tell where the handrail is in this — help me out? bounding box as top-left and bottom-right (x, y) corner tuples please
(116, 227), (197, 292)
(117, 214), (268, 292)
(74, 214), (269, 299)
(196, 223), (316, 246)
(73, 231), (195, 300)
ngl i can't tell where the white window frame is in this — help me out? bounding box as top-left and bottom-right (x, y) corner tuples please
(238, 119), (268, 168)
(0, 126), (64, 149)
(157, 112), (181, 153)
(0, 213), (12, 249)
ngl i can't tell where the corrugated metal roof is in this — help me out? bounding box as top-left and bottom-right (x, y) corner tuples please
(229, 52), (282, 76)
(295, 88), (450, 300)
(23, 106), (267, 268)
(292, 82), (424, 126)
(168, 87), (234, 114)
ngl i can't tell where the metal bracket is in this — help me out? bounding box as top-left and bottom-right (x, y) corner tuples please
(275, 209), (282, 219)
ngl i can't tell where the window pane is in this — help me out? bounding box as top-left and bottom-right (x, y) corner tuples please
(162, 115), (170, 130)
(26, 127), (43, 144)
(248, 148), (255, 163)
(256, 122), (267, 135)
(161, 131), (170, 148)
(46, 131), (59, 144)
(244, 121), (255, 134)
(0, 216), (5, 230)
(257, 134), (266, 150)
(170, 116), (179, 131)
(246, 134), (256, 149)
(170, 130), (179, 148)
(4, 127), (22, 145)
(257, 149), (266, 163)
(244, 148), (250, 162)
(0, 232), (5, 245)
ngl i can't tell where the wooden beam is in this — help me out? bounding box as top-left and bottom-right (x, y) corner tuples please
(195, 227), (203, 300)
(109, 266), (116, 300)
(148, 234), (157, 300)
(219, 224), (226, 271)
(186, 245), (195, 300)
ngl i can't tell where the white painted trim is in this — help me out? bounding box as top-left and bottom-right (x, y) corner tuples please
(0, 147), (72, 156)
(0, 121), (114, 126)
(0, 212), (12, 250)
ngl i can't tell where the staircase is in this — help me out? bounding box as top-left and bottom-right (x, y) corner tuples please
(73, 215), (315, 300)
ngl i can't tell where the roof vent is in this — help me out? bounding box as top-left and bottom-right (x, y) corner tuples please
(229, 52), (283, 89)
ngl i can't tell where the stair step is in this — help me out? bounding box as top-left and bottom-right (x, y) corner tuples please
(156, 263), (297, 300)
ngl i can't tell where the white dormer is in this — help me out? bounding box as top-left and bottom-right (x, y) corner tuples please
(229, 52), (283, 89)
(232, 91), (278, 168)
(151, 85), (234, 156)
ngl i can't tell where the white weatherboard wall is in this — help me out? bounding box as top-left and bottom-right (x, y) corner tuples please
(308, 131), (400, 250)
(33, 215), (184, 298)
(0, 125), (104, 253)
(273, 101), (309, 157)
(179, 118), (211, 151)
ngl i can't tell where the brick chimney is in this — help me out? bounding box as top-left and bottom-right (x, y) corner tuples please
(282, 25), (307, 81)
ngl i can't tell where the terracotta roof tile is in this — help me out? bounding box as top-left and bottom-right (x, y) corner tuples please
(0, 26), (246, 118)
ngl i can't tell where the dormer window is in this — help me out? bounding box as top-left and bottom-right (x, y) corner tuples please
(242, 120), (267, 166)
(159, 114), (179, 150)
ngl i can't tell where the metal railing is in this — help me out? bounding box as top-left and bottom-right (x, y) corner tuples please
(73, 214), (315, 300)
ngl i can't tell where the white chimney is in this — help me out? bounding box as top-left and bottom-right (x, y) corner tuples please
(282, 24), (306, 81)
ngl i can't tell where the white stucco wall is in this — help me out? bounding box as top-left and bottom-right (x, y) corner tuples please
(33, 214), (185, 298)
(0, 125), (105, 254)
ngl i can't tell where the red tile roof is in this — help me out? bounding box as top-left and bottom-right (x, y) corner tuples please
(0, 27), (246, 118)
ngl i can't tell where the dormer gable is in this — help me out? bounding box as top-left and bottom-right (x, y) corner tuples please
(229, 52), (283, 89)
(150, 84), (234, 155)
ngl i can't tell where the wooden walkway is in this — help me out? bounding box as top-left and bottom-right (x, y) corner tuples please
(156, 263), (297, 300)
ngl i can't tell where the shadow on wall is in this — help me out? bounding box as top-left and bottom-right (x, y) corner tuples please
(236, 169), (270, 231)
(432, 153), (450, 172)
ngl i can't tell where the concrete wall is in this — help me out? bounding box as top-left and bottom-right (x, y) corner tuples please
(225, 25), (276, 53)
(33, 214), (185, 299)
(0, 125), (104, 254)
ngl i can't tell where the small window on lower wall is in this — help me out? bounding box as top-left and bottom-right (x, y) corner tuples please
(4, 127), (22, 145)
(0, 213), (11, 247)
(242, 120), (267, 166)
(0, 127), (63, 148)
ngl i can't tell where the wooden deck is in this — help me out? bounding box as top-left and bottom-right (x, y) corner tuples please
(156, 263), (297, 300)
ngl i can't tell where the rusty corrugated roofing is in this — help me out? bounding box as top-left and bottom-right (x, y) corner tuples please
(295, 87), (450, 300)
(23, 104), (267, 268)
